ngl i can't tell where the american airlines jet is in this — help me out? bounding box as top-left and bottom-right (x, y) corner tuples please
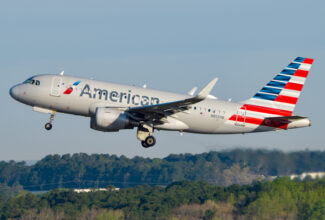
(10, 57), (313, 148)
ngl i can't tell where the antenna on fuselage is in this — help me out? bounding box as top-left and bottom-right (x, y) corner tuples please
(60, 71), (64, 76)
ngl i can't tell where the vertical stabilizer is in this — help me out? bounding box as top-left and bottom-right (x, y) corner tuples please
(243, 57), (314, 117)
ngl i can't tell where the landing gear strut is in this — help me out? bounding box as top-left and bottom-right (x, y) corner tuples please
(45, 111), (56, 131)
(137, 124), (156, 148)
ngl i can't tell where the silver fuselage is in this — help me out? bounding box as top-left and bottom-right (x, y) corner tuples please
(9, 74), (301, 134)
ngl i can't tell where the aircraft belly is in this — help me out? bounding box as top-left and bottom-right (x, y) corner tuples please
(33, 92), (90, 116)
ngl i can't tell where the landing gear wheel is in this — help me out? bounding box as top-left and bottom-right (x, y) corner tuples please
(145, 136), (156, 147)
(137, 125), (155, 148)
(45, 123), (52, 130)
(141, 141), (149, 148)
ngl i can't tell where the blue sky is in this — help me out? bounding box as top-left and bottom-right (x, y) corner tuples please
(1, 0), (325, 160)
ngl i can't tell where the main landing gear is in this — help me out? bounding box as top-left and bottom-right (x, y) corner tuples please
(141, 136), (156, 148)
(137, 124), (156, 148)
(45, 111), (56, 131)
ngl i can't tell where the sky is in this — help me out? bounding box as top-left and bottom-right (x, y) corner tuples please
(1, 0), (325, 160)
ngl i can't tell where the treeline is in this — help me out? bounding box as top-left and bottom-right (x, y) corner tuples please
(0, 178), (324, 220)
(0, 149), (325, 190)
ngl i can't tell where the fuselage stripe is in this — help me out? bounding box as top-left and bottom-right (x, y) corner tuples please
(241, 104), (292, 116)
(228, 115), (289, 129)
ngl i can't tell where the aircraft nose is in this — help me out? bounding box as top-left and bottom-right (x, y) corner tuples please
(9, 85), (20, 100)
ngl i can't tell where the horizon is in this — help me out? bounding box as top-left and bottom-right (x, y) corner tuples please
(3, 147), (323, 162)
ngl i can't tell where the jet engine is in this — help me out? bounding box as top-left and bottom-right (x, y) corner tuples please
(91, 107), (134, 132)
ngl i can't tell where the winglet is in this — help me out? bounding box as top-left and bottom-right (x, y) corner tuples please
(196, 77), (218, 99)
(188, 87), (198, 96)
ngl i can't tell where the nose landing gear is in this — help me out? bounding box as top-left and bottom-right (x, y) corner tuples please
(137, 125), (156, 148)
(45, 123), (52, 130)
(45, 111), (56, 131)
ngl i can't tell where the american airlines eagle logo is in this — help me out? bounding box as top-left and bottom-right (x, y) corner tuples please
(64, 81), (81, 95)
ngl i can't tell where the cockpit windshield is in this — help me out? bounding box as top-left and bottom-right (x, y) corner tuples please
(23, 77), (40, 86)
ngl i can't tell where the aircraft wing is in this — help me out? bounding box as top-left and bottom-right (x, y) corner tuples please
(126, 78), (218, 122)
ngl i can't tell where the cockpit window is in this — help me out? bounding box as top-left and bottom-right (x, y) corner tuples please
(23, 77), (34, 84)
(23, 77), (40, 86)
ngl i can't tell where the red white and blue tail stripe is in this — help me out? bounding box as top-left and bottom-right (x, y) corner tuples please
(229, 57), (313, 129)
(244, 57), (313, 116)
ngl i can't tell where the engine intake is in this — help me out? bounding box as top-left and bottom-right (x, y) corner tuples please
(91, 108), (134, 132)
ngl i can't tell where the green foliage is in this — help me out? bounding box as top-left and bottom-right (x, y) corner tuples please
(0, 150), (324, 191)
(245, 178), (325, 219)
(96, 210), (124, 220)
(306, 199), (325, 220)
(0, 150), (325, 219)
(0, 178), (324, 219)
(0, 182), (24, 199)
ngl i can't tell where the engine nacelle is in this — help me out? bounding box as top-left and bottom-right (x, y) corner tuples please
(91, 108), (133, 132)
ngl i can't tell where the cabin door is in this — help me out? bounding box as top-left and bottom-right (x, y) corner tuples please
(50, 77), (62, 97)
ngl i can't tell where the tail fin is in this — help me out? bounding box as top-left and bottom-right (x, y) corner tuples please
(243, 57), (314, 116)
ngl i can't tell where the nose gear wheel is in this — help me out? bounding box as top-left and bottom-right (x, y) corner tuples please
(45, 111), (56, 131)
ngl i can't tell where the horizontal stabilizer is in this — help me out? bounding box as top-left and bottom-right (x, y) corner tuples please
(265, 115), (308, 123)
(263, 115), (311, 129)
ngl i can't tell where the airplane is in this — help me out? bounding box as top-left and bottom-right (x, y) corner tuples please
(9, 57), (313, 148)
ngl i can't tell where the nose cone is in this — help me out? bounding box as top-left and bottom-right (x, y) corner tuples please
(9, 85), (20, 100)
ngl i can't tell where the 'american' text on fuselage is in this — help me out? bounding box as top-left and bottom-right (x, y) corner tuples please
(80, 84), (160, 106)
